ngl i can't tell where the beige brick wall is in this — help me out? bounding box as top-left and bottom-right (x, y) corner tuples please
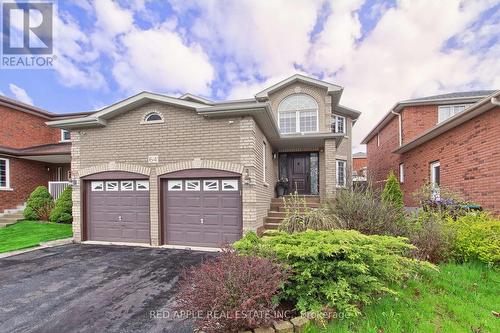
(71, 102), (271, 244)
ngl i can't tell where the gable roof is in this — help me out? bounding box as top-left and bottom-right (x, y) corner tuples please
(353, 152), (367, 158)
(0, 94), (91, 120)
(179, 93), (214, 105)
(361, 89), (497, 144)
(393, 91), (500, 154)
(255, 74), (343, 100)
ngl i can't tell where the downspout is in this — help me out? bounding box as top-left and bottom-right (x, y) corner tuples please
(391, 109), (402, 146)
(492, 97), (500, 106)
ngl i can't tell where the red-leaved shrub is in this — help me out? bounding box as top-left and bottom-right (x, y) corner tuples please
(175, 248), (287, 333)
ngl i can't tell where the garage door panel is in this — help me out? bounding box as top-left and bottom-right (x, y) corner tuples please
(202, 214), (220, 226)
(87, 179), (150, 244)
(221, 197), (239, 208)
(163, 177), (241, 247)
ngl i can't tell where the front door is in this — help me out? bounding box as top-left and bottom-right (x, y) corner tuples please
(287, 153), (310, 195)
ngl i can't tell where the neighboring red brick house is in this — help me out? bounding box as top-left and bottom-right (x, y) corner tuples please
(362, 90), (500, 215)
(0, 95), (87, 214)
(352, 152), (367, 180)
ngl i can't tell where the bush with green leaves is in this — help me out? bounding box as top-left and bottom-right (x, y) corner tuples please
(449, 213), (500, 265)
(49, 187), (73, 224)
(326, 188), (406, 236)
(234, 230), (435, 318)
(279, 191), (339, 233)
(406, 210), (454, 263)
(23, 186), (54, 221)
(382, 171), (404, 210)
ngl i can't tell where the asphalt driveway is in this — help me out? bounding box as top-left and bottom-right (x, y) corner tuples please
(0, 244), (216, 333)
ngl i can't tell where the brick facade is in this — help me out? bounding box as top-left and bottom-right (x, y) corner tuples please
(0, 105), (61, 148)
(366, 116), (402, 190)
(0, 104), (70, 213)
(0, 157), (52, 212)
(353, 157), (367, 175)
(367, 101), (500, 216)
(401, 106), (500, 214)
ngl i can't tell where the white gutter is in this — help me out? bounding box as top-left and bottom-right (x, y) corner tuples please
(391, 109), (402, 146)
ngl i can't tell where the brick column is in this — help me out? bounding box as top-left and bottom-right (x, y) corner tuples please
(324, 139), (337, 196)
(149, 169), (159, 246)
(71, 131), (82, 242)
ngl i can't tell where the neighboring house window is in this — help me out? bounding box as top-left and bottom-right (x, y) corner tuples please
(331, 115), (345, 134)
(61, 129), (71, 142)
(438, 104), (472, 123)
(263, 141), (267, 183)
(399, 163), (404, 183)
(0, 158), (10, 189)
(336, 160), (347, 188)
(142, 112), (164, 124)
(430, 161), (440, 198)
(278, 94), (318, 133)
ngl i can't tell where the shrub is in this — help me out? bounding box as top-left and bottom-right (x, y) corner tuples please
(413, 184), (470, 219)
(279, 191), (339, 233)
(326, 189), (406, 236)
(407, 210), (454, 263)
(382, 171), (404, 210)
(449, 213), (500, 265)
(49, 187), (73, 224)
(235, 230), (434, 318)
(23, 186), (54, 221)
(175, 248), (288, 333)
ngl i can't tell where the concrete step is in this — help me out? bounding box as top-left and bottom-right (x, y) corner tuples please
(263, 222), (281, 230)
(267, 211), (286, 218)
(0, 216), (23, 222)
(270, 203), (320, 211)
(271, 196), (320, 204)
(265, 216), (284, 224)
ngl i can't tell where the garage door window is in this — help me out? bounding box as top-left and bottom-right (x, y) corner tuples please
(203, 180), (219, 191)
(106, 181), (119, 191)
(222, 179), (238, 191)
(136, 180), (149, 191)
(121, 181), (134, 191)
(186, 180), (200, 191)
(91, 181), (104, 191)
(168, 180), (182, 191)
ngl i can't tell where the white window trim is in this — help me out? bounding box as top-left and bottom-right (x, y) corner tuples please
(60, 129), (71, 142)
(136, 180), (149, 191)
(203, 179), (219, 191)
(167, 180), (183, 191)
(120, 181), (134, 191)
(331, 115), (346, 134)
(185, 180), (201, 191)
(277, 94), (319, 134)
(263, 141), (267, 184)
(336, 160), (347, 188)
(399, 163), (404, 183)
(106, 181), (119, 191)
(222, 179), (239, 191)
(437, 104), (472, 124)
(91, 181), (104, 192)
(0, 158), (11, 190)
(430, 161), (441, 198)
(140, 111), (165, 125)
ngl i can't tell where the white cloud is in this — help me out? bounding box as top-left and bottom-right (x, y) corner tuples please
(9, 84), (33, 105)
(112, 26), (214, 94)
(173, 0), (322, 78)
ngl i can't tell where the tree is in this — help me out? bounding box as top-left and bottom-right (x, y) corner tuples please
(382, 171), (404, 210)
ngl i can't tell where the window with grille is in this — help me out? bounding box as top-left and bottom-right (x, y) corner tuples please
(278, 94), (318, 133)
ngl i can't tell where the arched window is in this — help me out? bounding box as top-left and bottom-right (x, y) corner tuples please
(142, 112), (164, 124)
(278, 94), (318, 133)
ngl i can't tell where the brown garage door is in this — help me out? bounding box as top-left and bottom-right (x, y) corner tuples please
(163, 178), (242, 247)
(87, 179), (150, 243)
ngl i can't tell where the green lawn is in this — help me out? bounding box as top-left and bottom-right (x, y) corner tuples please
(0, 220), (72, 253)
(305, 262), (500, 333)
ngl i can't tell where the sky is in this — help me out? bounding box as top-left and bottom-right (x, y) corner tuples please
(1, 0), (499, 152)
